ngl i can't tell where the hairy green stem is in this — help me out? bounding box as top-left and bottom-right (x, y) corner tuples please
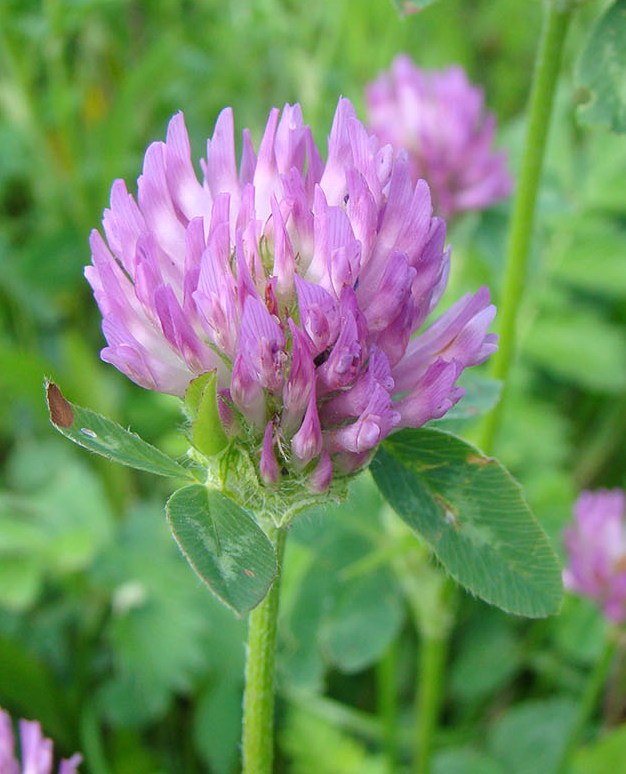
(480, 0), (574, 453)
(378, 639), (399, 774)
(556, 633), (617, 774)
(242, 526), (287, 774)
(414, 634), (448, 774)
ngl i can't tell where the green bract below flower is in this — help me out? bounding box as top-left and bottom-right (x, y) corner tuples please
(86, 98), (497, 512)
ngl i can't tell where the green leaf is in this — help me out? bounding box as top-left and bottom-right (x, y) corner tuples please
(280, 546), (330, 692)
(553, 596), (607, 666)
(193, 593), (246, 774)
(166, 485), (277, 614)
(320, 566), (404, 673)
(488, 699), (577, 774)
(46, 380), (193, 480)
(184, 371), (229, 457)
(581, 130), (626, 212)
(195, 677), (243, 774)
(449, 610), (522, 705)
(0, 555), (43, 611)
(282, 705), (385, 774)
(433, 748), (506, 774)
(283, 475), (404, 684)
(370, 428), (563, 617)
(93, 502), (235, 727)
(0, 439), (115, 607)
(576, 0), (626, 133)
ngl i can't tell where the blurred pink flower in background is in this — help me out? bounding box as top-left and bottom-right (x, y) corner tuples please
(563, 489), (626, 623)
(0, 707), (81, 774)
(86, 98), (497, 492)
(365, 55), (513, 220)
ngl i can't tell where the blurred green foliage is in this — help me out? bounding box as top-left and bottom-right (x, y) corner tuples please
(1, 0), (626, 772)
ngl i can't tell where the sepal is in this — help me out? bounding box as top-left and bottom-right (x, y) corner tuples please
(184, 371), (229, 457)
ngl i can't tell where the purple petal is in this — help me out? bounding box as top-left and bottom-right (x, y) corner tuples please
(358, 250), (416, 333)
(101, 179), (146, 274)
(154, 285), (216, 374)
(308, 450), (333, 493)
(58, 755), (83, 774)
(344, 169), (378, 267)
(316, 289), (367, 393)
(393, 358), (464, 428)
(203, 107), (241, 206)
(164, 112), (212, 224)
(237, 296), (286, 394)
(252, 107), (280, 222)
(274, 103), (307, 175)
(101, 318), (194, 396)
(319, 98), (358, 205)
(270, 196), (296, 299)
(230, 354), (266, 428)
(306, 186), (360, 296)
(392, 287), (496, 394)
(321, 346), (393, 426)
(0, 709), (19, 774)
(282, 320), (315, 432)
(328, 385), (400, 454)
(195, 235), (240, 357)
(294, 275), (340, 356)
(291, 387), (323, 465)
(239, 128), (257, 187)
(260, 421), (280, 485)
(19, 718), (54, 774)
(137, 141), (187, 262)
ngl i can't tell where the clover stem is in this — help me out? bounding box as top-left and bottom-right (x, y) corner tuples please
(414, 630), (449, 774)
(242, 524), (288, 774)
(555, 632), (618, 774)
(480, 0), (574, 453)
(378, 638), (400, 774)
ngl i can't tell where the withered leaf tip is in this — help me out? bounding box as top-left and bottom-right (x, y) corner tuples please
(46, 380), (74, 428)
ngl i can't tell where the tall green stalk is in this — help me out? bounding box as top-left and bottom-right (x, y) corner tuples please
(415, 634), (448, 774)
(241, 526), (288, 774)
(378, 639), (399, 774)
(555, 633), (618, 774)
(384, 508), (456, 774)
(480, 0), (574, 453)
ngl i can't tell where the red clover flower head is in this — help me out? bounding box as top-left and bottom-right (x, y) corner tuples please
(0, 707), (81, 774)
(365, 56), (513, 219)
(86, 98), (497, 495)
(563, 488), (626, 623)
